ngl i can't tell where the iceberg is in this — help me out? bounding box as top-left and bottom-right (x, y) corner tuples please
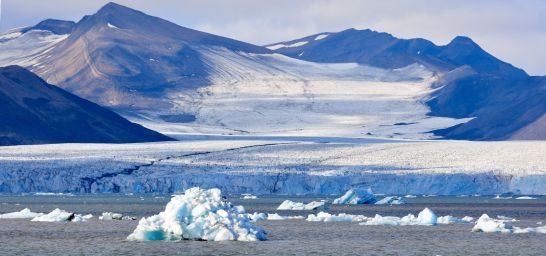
(276, 200), (327, 210)
(247, 212), (267, 221)
(266, 213), (305, 220)
(72, 214), (93, 222)
(375, 196), (407, 205)
(31, 208), (75, 222)
(471, 214), (513, 233)
(360, 208), (438, 226)
(437, 215), (474, 224)
(0, 208), (43, 219)
(99, 212), (123, 220)
(332, 188), (377, 205)
(241, 194), (258, 200)
(515, 196), (537, 200)
(306, 212), (368, 222)
(417, 208), (437, 225)
(127, 187), (267, 242)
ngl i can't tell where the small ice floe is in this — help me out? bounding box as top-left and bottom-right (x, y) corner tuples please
(333, 188), (377, 205)
(266, 213), (304, 221)
(99, 212), (135, 220)
(127, 187), (267, 241)
(493, 195), (513, 199)
(277, 200), (327, 210)
(246, 212), (267, 222)
(375, 196), (407, 205)
(361, 208), (438, 226)
(34, 192), (74, 196)
(404, 195), (417, 198)
(0, 208), (43, 219)
(241, 194), (258, 200)
(437, 215), (474, 224)
(515, 196), (537, 200)
(31, 208), (92, 222)
(472, 214), (514, 233)
(306, 212), (367, 222)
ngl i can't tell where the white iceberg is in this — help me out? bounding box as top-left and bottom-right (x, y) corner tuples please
(99, 212), (123, 220)
(31, 208), (75, 222)
(306, 212), (368, 222)
(127, 187), (267, 242)
(241, 194), (258, 200)
(276, 200), (327, 210)
(332, 188), (377, 205)
(0, 208), (43, 219)
(375, 196), (407, 205)
(72, 214), (93, 222)
(404, 195), (417, 198)
(515, 196), (537, 200)
(266, 213), (305, 220)
(437, 215), (474, 224)
(360, 208), (438, 226)
(471, 214), (513, 233)
(247, 212), (267, 221)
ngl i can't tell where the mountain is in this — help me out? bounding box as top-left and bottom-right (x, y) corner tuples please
(267, 29), (545, 140)
(266, 29), (526, 78)
(28, 2), (271, 115)
(0, 3), (542, 141)
(0, 65), (173, 145)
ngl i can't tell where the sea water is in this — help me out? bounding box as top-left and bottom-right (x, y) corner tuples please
(0, 195), (545, 255)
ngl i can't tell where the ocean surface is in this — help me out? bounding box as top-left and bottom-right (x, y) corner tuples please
(1, 194), (545, 255)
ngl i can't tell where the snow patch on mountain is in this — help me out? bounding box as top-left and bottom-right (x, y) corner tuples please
(0, 30), (68, 67)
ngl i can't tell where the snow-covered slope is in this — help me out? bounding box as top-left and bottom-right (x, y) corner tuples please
(0, 3), (469, 140)
(0, 139), (545, 195)
(135, 48), (470, 139)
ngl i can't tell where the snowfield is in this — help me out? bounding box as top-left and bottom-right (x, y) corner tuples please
(0, 139), (545, 195)
(133, 48), (471, 140)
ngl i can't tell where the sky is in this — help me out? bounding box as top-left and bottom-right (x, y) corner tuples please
(1, 0), (545, 75)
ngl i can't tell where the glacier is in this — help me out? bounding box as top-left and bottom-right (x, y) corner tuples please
(1, 139), (546, 195)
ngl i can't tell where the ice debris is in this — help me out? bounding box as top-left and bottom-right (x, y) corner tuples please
(307, 212), (367, 222)
(127, 187), (267, 241)
(31, 208), (91, 222)
(266, 213), (305, 220)
(332, 188), (377, 205)
(0, 208), (43, 219)
(375, 196), (407, 205)
(277, 200), (327, 210)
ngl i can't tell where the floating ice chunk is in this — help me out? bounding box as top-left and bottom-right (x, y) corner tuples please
(417, 208), (437, 225)
(360, 208), (439, 226)
(306, 211), (368, 222)
(99, 212), (123, 220)
(472, 214), (513, 233)
(72, 214), (93, 222)
(0, 208), (43, 219)
(404, 195), (417, 198)
(127, 187), (267, 242)
(375, 196), (407, 205)
(333, 188), (377, 205)
(241, 194), (258, 200)
(462, 216), (475, 222)
(246, 212), (267, 221)
(493, 195), (512, 199)
(277, 200), (327, 210)
(515, 196), (537, 200)
(31, 208), (75, 222)
(437, 215), (474, 224)
(267, 213), (304, 220)
(513, 226), (546, 234)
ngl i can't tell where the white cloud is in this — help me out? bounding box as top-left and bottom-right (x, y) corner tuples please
(1, 0), (545, 75)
